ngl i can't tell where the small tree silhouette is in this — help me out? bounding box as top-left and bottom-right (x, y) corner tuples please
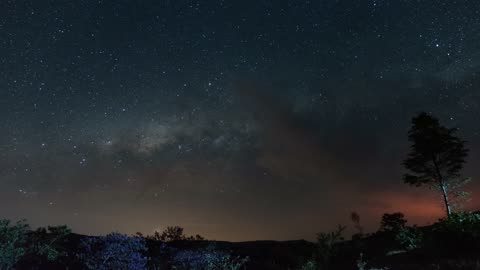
(160, 226), (184, 241)
(380, 212), (407, 232)
(403, 112), (470, 218)
(350, 212), (363, 239)
(147, 226), (204, 242)
(316, 224), (346, 268)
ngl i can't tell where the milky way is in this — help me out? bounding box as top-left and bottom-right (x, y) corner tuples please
(1, 0), (480, 240)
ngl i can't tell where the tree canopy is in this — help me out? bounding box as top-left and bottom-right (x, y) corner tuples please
(403, 112), (470, 217)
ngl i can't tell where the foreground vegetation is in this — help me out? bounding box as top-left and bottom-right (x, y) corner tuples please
(1, 112), (476, 269)
(2, 211), (480, 269)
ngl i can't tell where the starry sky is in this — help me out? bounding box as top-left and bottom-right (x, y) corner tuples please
(1, 0), (480, 241)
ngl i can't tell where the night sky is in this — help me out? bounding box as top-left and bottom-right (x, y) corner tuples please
(1, 0), (480, 241)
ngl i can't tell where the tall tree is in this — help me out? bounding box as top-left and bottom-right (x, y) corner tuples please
(403, 112), (470, 218)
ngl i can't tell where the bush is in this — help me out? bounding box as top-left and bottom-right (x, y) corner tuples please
(298, 259), (318, 270)
(435, 212), (480, 235)
(427, 211), (480, 253)
(0, 219), (29, 270)
(30, 225), (72, 262)
(395, 226), (423, 251)
(356, 253), (389, 270)
(316, 224), (346, 268)
(171, 244), (249, 270)
(380, 213), (407, 232)
(78, 232), (147, 270)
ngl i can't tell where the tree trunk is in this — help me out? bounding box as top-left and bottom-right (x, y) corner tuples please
(440, 183), (452, 218)
(432, 156), (451, 218)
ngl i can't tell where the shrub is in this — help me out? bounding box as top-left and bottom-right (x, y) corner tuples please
(380, 213), (407, 232)
(316, 224), (346, 268)
(30, 225), (72, 261)
(78, 232), (147, 270)
(171, 244), (249, 270)
(298, 259), (318, 270)
(0, 219), (29, 270)
(435, 212), (480, 235)
(356, 253), (389, 270)
(395, 226), (423, 251)
(428, 211), (480, 252)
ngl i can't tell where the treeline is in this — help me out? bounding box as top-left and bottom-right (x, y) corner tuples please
(299, 211), (480, 270)
(3, 211), (480, 269)
(0, 221), (249, 270)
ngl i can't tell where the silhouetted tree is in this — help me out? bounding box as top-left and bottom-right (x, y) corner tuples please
(403, 112), (470, 218)
(380, 212), (407, 232)
(147, 226), (204, 242)
(187, 234), (205, 241)
(350, 212), (363, 239)
(160, 226), (184, 241)
(316, 224), (346, 268)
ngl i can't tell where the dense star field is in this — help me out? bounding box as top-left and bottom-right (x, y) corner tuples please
(1, 1), (480, 241)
